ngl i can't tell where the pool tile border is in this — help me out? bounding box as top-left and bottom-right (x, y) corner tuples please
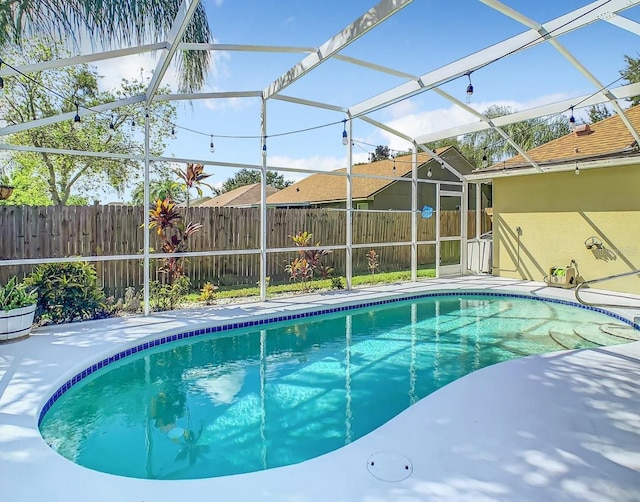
(37, 291), (640, 426)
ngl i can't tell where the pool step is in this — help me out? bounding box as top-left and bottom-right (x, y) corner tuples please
(548, 331), (589, 350)
(573, 323), (640, 346)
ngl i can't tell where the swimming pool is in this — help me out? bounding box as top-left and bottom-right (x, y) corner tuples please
(39, 292), (638, 480)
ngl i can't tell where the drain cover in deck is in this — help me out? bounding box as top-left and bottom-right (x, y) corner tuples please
(366, 451), (413, 482)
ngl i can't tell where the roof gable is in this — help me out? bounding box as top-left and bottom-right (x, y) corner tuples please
(267, 146), (471, 205)
(201, 183), (279, 207)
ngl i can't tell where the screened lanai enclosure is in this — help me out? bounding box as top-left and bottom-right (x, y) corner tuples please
(1, 0), (640, 314)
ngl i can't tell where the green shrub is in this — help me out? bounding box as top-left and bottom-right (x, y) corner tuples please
(330, 277), (345, 290)
(199, 282), (218, 305)
(0, 276), (37, 311)
(25, 262), (108, 324)
(150, 276), (190, 311)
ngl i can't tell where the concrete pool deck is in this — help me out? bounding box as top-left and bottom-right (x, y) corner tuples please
(1, 276), (639, 501)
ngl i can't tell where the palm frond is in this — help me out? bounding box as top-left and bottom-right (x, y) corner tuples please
(0, 0), (212, 91)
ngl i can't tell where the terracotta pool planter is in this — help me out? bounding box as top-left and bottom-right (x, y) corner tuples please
(0, 304), (36, 341)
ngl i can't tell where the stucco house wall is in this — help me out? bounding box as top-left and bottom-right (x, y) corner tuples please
(492, 164), (640, 294)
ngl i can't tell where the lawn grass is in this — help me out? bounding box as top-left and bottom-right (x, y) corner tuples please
(185, 268), (436, 303)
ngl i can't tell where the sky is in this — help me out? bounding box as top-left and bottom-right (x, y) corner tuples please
(75, 1), (640, 200)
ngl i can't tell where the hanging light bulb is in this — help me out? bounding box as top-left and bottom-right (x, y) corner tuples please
(342, 119), (348, 146)
(440, 161), (445, 169)
(0, 60), (4, 92)
(131, 117), (136, 128)
(209, 134), (215, 153)
(482, 147), (488, 168)
(262, 137), (267, 157)
(427, 166), (433, 178)
(73, 103), (81, 129)
(393, 159), (396, 171)
(569, 106), (576, 132)
(170, 126), (176, 139)
(575, 163), (580, 175)
(109, 114), (115, 131)
(465, 73), (474, 103)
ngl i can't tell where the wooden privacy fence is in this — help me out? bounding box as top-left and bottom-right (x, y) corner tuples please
(0, 205), (491, 297)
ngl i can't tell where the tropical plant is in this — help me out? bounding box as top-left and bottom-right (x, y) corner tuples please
(366, 249), (379, 275)
(24, 262), (109, 323)
(175, 163), (213, 208)
(199, 282), (218, 305)
(285, 231), (334, 290)
(0, 277), (37, 311)
(130, 176), (186, 206)
(148, 197), (203, 283)
(0, 0), (212, 93)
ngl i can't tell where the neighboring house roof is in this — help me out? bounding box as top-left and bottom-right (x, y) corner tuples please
(178, 196), (212, 207)
(267, 146), (472, 205)
(480, 104), (640, 173)
(199, 183), (279, 207)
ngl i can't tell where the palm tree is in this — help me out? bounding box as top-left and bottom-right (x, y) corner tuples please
(0, 0), (212, 92)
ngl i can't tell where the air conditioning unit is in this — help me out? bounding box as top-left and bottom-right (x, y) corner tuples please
(546, 266), (576, 288)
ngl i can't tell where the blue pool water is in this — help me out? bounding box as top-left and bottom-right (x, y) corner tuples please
(39, 294), (637, 480)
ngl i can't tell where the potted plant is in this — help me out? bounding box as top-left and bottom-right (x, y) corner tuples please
(0, 174), (14, 200)
(0, 277), (38, 341)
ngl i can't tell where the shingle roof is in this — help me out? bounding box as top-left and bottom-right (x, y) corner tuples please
(267, 147), (460, 205)
(482, 104), (640, 171)
(200, 183), (280, 207)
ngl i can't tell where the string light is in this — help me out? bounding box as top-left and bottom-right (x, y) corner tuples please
(73, 103), (81, 129)
(482, 147), (488, 168)
(427, 166), (433, 178)
(209, 134), (215, 153)
(575, 163), (580, 175)
(262, 136), (267, 157)
(109, 114), (115, 131)
(170, 126), (176, 139)
(342, 119), (348, 146)
(393, 158), (396, 171)
(131, 117), (136, 128)
(465, 72), (474, 103)
(569, 106), (576, 131)
(0, 0), (631, 157)
(0, 60), (4, 92)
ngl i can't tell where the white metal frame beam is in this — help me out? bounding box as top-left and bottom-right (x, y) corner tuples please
(414, 82), (640, 145)
(263, 0), (414, 99)
(602, 13), (640, 36)
(431, 87), (543, 172)
(0, 95), (146, 136)
(0, 43), (168, 76)
(146, 0), (202, 102)
(349, 0), (640, 117)
(481, 0), (640, 145)
(358, 115), (465, 179)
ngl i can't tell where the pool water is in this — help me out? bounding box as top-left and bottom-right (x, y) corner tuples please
(39, 295), (636, 480)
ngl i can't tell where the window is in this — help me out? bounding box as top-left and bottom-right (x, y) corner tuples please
(356, 202), (369, 210)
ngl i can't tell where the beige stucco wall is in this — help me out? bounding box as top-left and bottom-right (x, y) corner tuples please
(493, 164), (640, 294)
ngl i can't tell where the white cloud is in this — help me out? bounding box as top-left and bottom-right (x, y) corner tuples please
(94, 47), (230, 95)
